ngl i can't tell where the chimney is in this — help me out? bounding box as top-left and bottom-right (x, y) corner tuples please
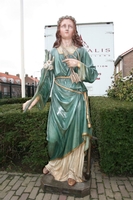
(31, 75), (33, 78)
(16, 74), (20, 78)
(25, 74), (28, 77)
(5, 72), (9, 75)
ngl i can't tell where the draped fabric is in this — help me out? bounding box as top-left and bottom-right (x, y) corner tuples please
(45, 142), (85, 182)
(24, 47), (98, 181)
(45, 47), (98, 160)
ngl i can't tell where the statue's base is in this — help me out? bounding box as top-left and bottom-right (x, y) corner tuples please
(41, 174), (91, 197)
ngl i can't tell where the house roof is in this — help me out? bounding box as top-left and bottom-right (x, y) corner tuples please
(115, 47), (133, 66)
(29, 77), (39, 83)
(120, 47), (133, 57)
(0, 72), (21, 83)
(0, 72), (39, 84)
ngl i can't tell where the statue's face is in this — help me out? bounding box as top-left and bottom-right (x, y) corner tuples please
(59, 19), (75, 40)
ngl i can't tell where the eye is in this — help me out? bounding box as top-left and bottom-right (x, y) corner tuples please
(61, 24), (66, 28)
(68, 25), (73, 29)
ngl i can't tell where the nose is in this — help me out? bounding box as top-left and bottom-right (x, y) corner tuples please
(65, 25), (69, 30)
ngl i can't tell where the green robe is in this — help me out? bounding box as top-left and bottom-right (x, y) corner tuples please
(26, 47), (98, 161)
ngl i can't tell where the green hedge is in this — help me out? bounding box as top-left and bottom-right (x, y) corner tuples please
(0, 97), (51, 106)
(90, 96), (133, 175)
(0, 103), (50, 172)
(1, 97), (133, 175)
(0, 97), (31, 105)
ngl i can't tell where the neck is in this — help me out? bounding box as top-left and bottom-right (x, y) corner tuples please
(61, 39), (73, 47)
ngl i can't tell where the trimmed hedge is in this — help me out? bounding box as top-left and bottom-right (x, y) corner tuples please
(0, 102), (50, 172)
(90, 97), (133, 175)
(0, 97), (31, 105)
(1, 97), (133, 175)
(0, 97), (51, 106)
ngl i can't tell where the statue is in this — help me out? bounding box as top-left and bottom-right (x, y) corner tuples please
(23, 15), (98, 187)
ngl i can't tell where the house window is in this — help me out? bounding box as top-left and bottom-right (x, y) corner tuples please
(4, 87), (7, 94)
(8, 78), (14, 83)
(120, 60), (122, 71)
(16, 79), (20, 84)
(116, 66), (118, 74)
(0, 77), (7, 82)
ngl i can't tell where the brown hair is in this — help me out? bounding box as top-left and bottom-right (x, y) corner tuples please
(53, 16), (83, 48)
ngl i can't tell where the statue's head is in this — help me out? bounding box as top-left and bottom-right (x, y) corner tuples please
(53, 16), (83, 48)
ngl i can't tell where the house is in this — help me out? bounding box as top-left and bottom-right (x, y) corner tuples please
(25, 74), (39, 97)
(114, 47), (133, 79)
(0, 72), (39, 98)
(25, 74), (39, 86)
(0, 72), (21, 84)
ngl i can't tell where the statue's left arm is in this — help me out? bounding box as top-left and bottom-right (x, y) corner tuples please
(78, 48), (98, 83)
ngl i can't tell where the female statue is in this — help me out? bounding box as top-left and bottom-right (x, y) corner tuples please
(23, 16), (98, 186)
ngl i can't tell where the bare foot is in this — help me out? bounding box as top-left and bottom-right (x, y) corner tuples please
(43, 167), (49, 175)
(68, 178), (76, 186)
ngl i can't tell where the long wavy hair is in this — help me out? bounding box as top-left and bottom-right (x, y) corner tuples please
(53, 16), (83, 48)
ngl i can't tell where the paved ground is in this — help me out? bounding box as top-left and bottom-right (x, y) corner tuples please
(0, 161), (133, 200)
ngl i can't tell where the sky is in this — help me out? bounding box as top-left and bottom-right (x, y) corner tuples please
(0, 0), (133, 78)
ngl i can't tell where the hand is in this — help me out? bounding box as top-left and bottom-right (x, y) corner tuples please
(22, 96), (40, 112)
(22, 100), (31, 111)
(43, 50), (54, 70)
(62, 58), (80, 68)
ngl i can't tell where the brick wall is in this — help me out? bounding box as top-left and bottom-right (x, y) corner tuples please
(123, 51), (133, 77)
